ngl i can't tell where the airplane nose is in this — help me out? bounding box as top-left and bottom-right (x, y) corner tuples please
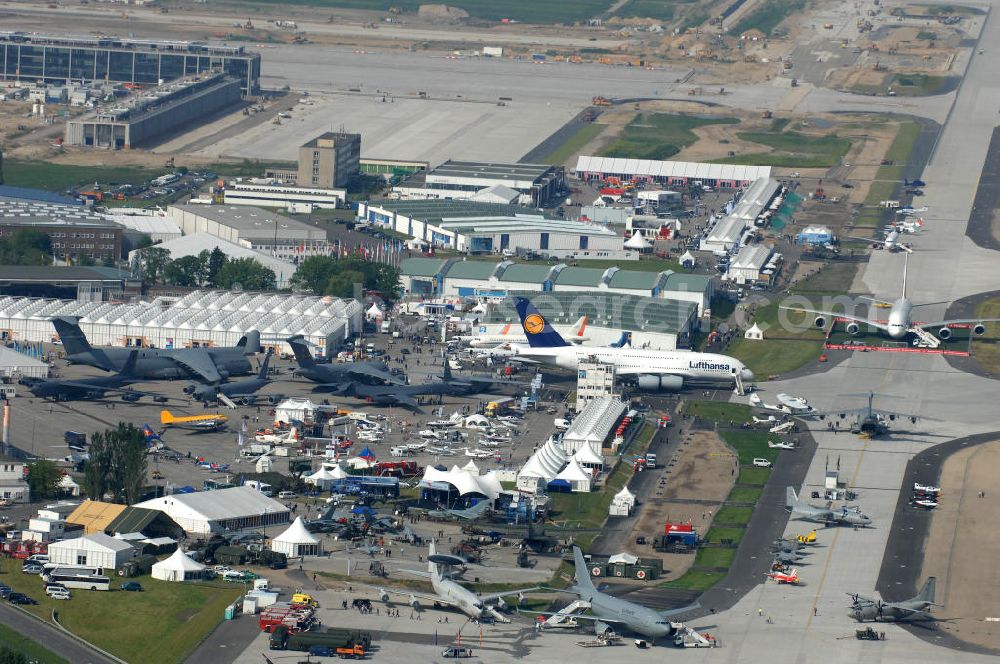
(740, 368), (755, 381)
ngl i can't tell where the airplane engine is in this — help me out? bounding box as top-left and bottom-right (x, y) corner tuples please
(267, 395), (282, 405)
(974, 323), (987, 336)
(845, 322), (860, 335)
(636, 374), (684, 392)
(183, 384), (197, 395)
(938, 327), (952, 340)
(239, 397), (253, 406)
(814, 315), (826, 329)
(379, 590), (389, 603)
(408, 595), (421, 610)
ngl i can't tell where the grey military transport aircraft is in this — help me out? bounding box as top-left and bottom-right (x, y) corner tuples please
(848, 578), (940, 622)
(786, 488), (873, 526)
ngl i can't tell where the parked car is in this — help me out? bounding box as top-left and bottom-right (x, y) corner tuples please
(22, 564), (43, 574)
(442, 646), (474, 658)
(121, 582), (143, 592)
(0, 585), (11, 599)
(8, 593), (37, 605)
(752, 458), (773, 468)
(277, 490), (296, 499)
(45, 586), (70, 600)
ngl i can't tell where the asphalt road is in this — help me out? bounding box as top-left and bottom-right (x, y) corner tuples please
(0, 602), (119, 664)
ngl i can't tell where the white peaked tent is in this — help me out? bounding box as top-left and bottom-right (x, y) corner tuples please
(608, 551), (639, 565)
(464, 414), (490, 429)
(573, 444), (605, 470)
(609, 485), (636, 516)
(462, 460), (480, 474)
(517, 436), (568, 492)
(680, 250), (696, 268)
(366, 302), (384, 320)
(624, 233), (651, 251)
(152, 549), (206, 582)
(553, 458), (592, 492)
(744, 323), (764, 341)
(272, 517), (322, 557)
(58, 474), (81, 497)
(419, 466), (502, 500)
(306, 467), (338, 490)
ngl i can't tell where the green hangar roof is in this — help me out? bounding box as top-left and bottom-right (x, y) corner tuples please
(497, 263), (553, 284)
(444, 260), (499, 280)
(400, 257), (449, 277)
(484, 291), (697, 335)
(553, 267), (604, 287)
(607, 269), (663, 291)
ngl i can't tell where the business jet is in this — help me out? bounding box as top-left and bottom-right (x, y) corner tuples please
(846, 226), (911, 253)
(781, 255), (1000, 343)
(508, 298), (753, 393)
(750, 392), (816, 416)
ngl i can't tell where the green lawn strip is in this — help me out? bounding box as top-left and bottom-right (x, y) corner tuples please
(731, 0), (806, 35)
(725, 301), (826, 378)
(657, 569), (726, 591)
(540, 123), (606, 164)
(856, 121), (921, 227)
(727, 486), (763, 503)
(569, 257), (683, 272)
(703, 527), (745, 545)
(4, 159), (158, 192)
(235, 0), (613, 23)
(736, 467), (771, 485)
(890, 73), (950, 96)
(602, 113), (738, 161)
(789, 261), (858, 296)
(0, 571), (241, 664)
(693, 547), (736, 569)
(0, 620), (68, 664)
(682, 400), (752, 425)
(711, 130), (852, 168)
(720, 430), (778, 465)
(712, 505), (754, 525)
(972, 298), (1000, 374)
(614, 0), (690, 20)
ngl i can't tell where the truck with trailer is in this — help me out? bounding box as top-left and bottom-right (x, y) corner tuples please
(269, 625), (371, 653)
(258, 604), (314, 633)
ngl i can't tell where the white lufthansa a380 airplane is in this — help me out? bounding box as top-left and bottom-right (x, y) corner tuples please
(781, 255), (1000, 342)
(509, 297), (754, 393)
(461, 315), (589, 348)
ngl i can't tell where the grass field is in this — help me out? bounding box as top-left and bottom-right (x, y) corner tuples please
(731, 0), (806, 35)
(235, 0), (612, 23)
(694, 547), (737, 569)
(890, 73), (950, 96)
(972, 298), (1000, 374)
(0, 621), (68, 664)
(725, 301), (826, 378)
(3, 159), (158, 192)
(713, 505), (754, 525)
(658, 569), (727, 591)
(1, 572), (241, 664)
(721, 430), (777, 465)
(683, 400), (752, 424)
(602, 113), (739, 161)
(713, 130), (852, 168)
(703, 526), (745, 545)
(856, 121), (921, 227)
(727, 486), (763, 503)
(614, 0), (692, 20)
(737, 467), (771, 485)
(540, 123), (605, 165)
(789, 261), (858, 296)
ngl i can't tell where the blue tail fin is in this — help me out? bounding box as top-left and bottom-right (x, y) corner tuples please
(610, 332), (632, 348)
(513, 298), (568, 348)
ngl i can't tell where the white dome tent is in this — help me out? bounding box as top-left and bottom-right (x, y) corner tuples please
(624, 233), (651, 252)
(319, 462), (349, 480)
(272, 517), (322, 557)
(609, 485), (636, 516)
(462, 460), (480, 474)
(552, 458), (593, 493)
(419, 466), (502, 500)
(152, 549), (206, 582)
(608, 551), (639, 565)
(305, 467), (338, 490)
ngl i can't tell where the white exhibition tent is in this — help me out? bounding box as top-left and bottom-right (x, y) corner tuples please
(609, 485), (636, 516)
(517, 436), (569, 493)
(152, 549), (206, 582)
(462, 460), (480, 474)
(608, 551), (639, 565)
(679, 250), (696, 268)
(272, 517), (323, 557)
(58, 474), (81, 497)
(420, 466), (502, 500)
(275, 398), (323, 425)
(572, 444), (605, 469)
(553, 458), (593, 492)
(366, 302), (384, 320)
(305, 467), (339, 490)
(624, 233), (651, 251)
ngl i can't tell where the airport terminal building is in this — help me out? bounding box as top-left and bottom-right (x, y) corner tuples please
(575, 156), (771, 189)
(0, 32), (261, 95)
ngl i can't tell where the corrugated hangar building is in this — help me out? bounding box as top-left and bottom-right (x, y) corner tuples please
(358, 200), (625, 259)
(0, 266), (141, 302)
(0, 290), (362, 352)
(575, 156), (771, 188)
(480, 291), (699, 350)
(135, 486), (290, 536)
(700, 178), (783, 254)
(167, 205), (327, 245)
(400, 258), (714, 317)
(0, 196), (123, 263)
(393, 160), (565, 206)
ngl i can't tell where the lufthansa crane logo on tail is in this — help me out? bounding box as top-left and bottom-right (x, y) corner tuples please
(523, 314), (545, 335)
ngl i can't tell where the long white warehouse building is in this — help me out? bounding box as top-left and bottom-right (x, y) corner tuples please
(0, 291), (363, 353)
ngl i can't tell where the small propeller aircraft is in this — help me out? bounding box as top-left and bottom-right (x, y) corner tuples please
(766, 568), (800, 585)
(848, 578), (939, 622)
(768, 440), (796, 450)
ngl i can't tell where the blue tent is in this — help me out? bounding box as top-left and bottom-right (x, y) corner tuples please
(359, 447), (376, 460)
(174, 486), (196, 494)
(351, 505), (376, 516)
(546, 479), (572, 494)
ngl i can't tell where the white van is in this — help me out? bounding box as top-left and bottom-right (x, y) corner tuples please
(380, 321), (391, 334)
(46, 585), (71, 600)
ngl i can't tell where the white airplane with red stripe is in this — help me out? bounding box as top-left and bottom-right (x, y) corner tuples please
(463, 315), (589, 348)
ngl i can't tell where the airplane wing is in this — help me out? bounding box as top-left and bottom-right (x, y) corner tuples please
(779, 305), (890, 332)
(519, 609), (627, 625)
(913, 317), (1000, 331)
(479, 587), (540, 603)
(348, 365), (405, 384)
(843, 235), (912, 253)
(171, 349), (223, 383)
(390, 393), (420, 410)
(372, 585), (460, 608)
(52, 382), (171, 400)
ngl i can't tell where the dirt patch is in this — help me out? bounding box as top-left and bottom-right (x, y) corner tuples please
(990, 210), (1000, 247)
(625, 430), (737, 581)
(921, 440), (1000, 650)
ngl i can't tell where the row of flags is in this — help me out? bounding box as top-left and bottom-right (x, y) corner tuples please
(328, 239), (405, 266)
